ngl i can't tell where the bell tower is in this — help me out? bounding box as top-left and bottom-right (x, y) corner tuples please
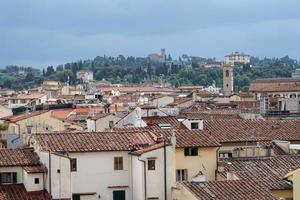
(223, 64), (233, 96)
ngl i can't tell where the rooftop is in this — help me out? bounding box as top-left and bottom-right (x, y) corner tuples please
(142, 116), (187, 130)
(0, 148), (40, 167)
(204, 119), (300, 143)
(1, 110), (48, 123)
(220, 155), (300, 190)
(9, 93), (46, 100)
(249, 78), (300, 93)
(181, 180), (278, 200)
(0, 184), (51, 200)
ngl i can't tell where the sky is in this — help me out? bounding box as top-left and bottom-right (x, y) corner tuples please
(1, 0), (300, 68)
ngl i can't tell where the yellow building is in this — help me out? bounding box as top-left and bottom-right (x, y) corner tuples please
(285, 167), (300, 200)
(152, 129), (220, 182)
(0, 110), (83, 145)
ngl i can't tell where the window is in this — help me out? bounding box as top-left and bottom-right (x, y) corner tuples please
(114, 157), (123, 170)
(70, 158), (77, 172)
(20, 99), (26, 104)
(219, 152), (233, 158)
(191, 122), (199, 129)
(148, 160), (155, 170)
(184, 147), (198, 156)
(0, 172), (17, 184)
(109, 121), (114, 128)
(225, 70), (230, 77)
(176, 169), (188, 181)
(34, 178), (39, 184)
(72, 194), (80, 200)
(113, 190), (125, 200)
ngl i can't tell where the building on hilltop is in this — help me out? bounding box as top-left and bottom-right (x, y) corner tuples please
(224, 51), (251, 65)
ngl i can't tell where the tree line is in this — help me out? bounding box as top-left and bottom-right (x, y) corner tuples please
(0, 55), (298, 91)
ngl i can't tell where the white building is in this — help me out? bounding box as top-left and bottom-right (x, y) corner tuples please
(76, 70), (94, 83)
(0, 148), (51, 199)
(225, 52), (251, 65)
(31, 131), (176, 200)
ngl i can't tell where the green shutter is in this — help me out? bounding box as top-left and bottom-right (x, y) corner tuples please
(184, 148), (189, 156)
(12, 172), (17, 183)
(72, 194), (80, 200)
(0, 173), (2, 183)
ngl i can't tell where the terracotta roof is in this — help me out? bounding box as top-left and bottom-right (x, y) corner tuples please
(181, 180), (278, 200)
(142, 116), (187, 130)
(220, 155), (300, 190)
(100, 86), (176, 93)
(249, 78), (300, 93)
(167, 98), (192, 107)
(67, 113), (111, 121)
(2, 110), (48, 123)
(112, 128), (220, 148)
(183, 112), (241, 120)
(204, 119), (300, 143)
(33, 131), (160, 153)
(0, 148), (40, 167)
(0, 184), (51, 200)
(9, 93), (46, 100)
(51, 109), (73, 120)
(23, 164), (48, 173)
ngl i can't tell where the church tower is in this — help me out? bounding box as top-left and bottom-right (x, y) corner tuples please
(223, 64), (233, 96)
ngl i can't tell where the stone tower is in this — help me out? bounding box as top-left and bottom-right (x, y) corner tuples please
(223, 64), (233, 96)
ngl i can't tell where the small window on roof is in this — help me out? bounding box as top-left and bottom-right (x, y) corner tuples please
(191, 122), (199, 129)
(158, 124), (172, 129)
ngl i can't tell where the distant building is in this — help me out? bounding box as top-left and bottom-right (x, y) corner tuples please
(76, 70), (93, 82)
(148, 48), (166, 62)
(292, 69), (300, 78)
(225, 51), (250, 65)
(249, 78), (300, 115)
(201, 61), (222, 68)
(7, 92), (47, 109)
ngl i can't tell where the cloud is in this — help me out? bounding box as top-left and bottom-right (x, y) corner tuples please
(0, 0), (300, 67)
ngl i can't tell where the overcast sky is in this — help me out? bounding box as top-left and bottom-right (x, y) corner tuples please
(1, 0), (300, 68)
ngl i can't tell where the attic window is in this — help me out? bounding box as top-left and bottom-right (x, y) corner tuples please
(158, 124), (172, 129)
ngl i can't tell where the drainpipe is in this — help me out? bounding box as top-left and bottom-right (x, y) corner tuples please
(48, 150), (52, 196)
(215, 146), (221, 180)
(138, 157), (147, 200)
(164, 139), (167, 200)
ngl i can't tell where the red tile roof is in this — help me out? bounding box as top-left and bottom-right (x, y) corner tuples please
(181, 180), (278, 200)
(0, 184), (51, 200)
(23, 164), (48, 173)
(9, 93), (46, 100)
(51, 109), (73, 120)
(220, 155), (300, 190)
(0, 148), (40, 167)
(111, 128), (220, 148)
(2, 111), (48, 123)
(33, 131), (159, 153)
(249, 78), (300, 93)
(142, 116), (187, 130)
(204, 119), (300, 143)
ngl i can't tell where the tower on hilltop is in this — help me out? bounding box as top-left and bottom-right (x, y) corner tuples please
(223, 64), (233, 96)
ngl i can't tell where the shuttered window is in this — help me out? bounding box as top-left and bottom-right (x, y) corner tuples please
(0, 172), (17, 184)
(114, 157), (123, 170)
